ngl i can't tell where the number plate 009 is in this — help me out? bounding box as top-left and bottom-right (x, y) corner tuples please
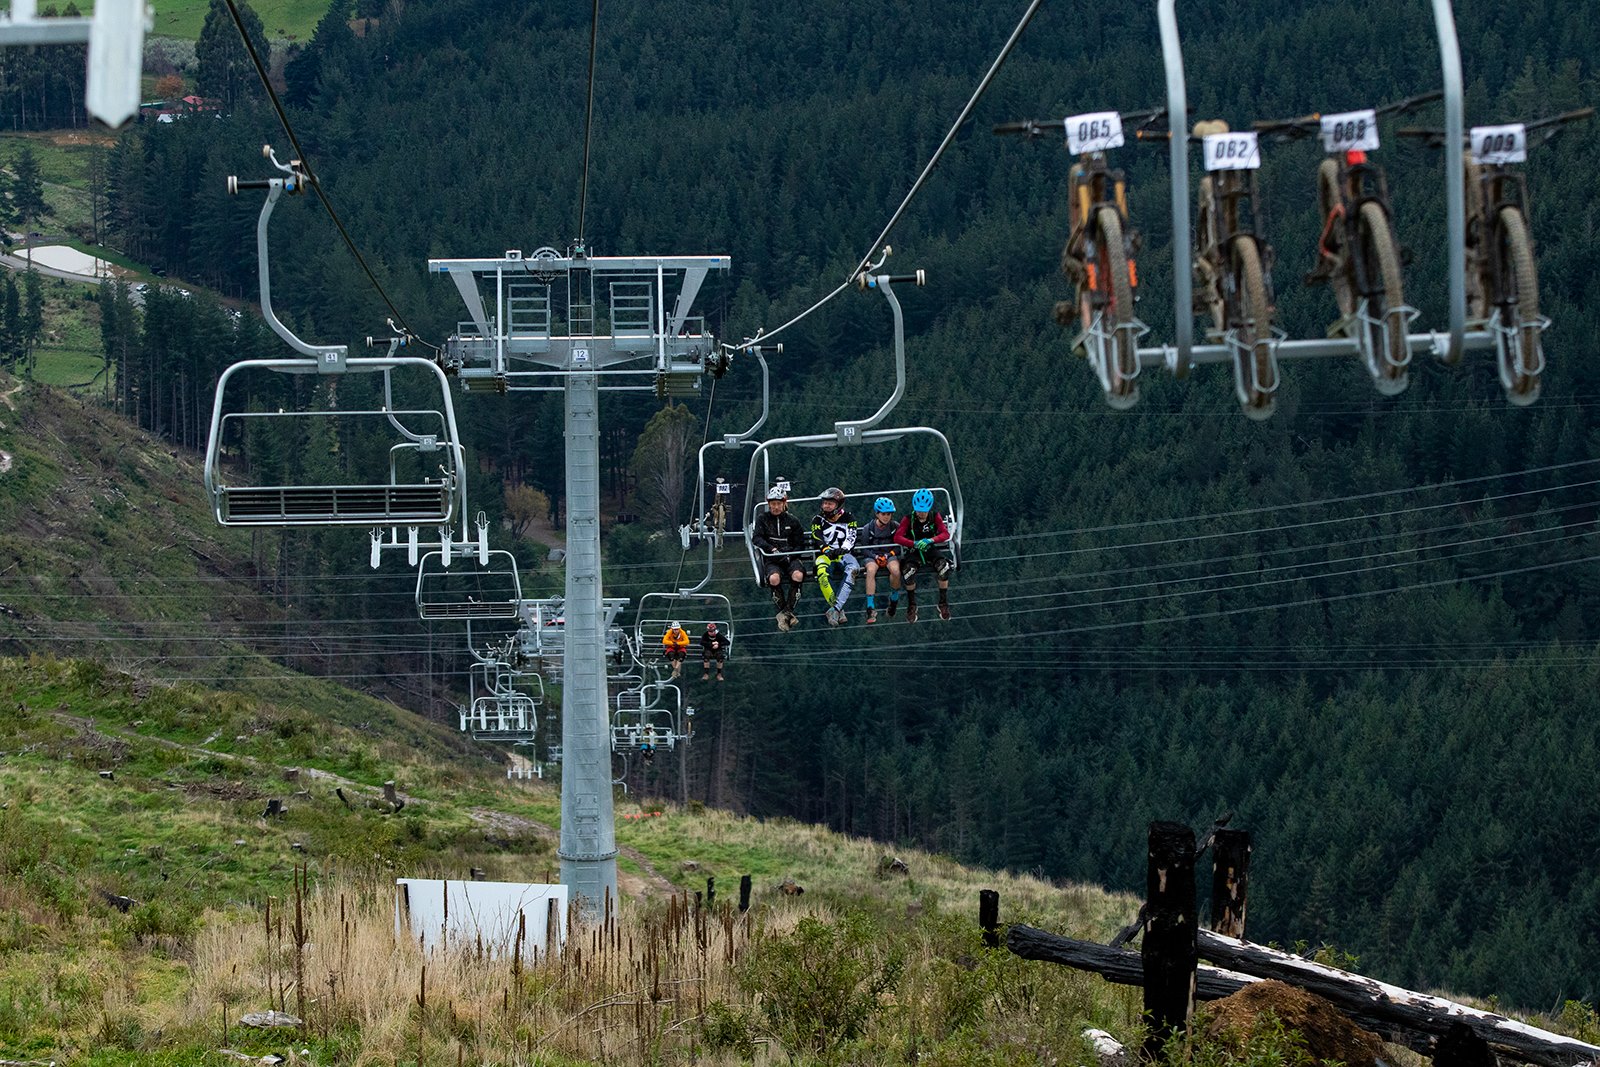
(1471, 124), (1526, 165)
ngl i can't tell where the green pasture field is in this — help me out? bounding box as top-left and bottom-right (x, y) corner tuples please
(149, 0), (331, 42)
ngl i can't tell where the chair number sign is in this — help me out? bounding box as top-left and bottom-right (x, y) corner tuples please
(572, 347), (590, 365)
(1202, 131), (1261, 171)
(1320, 109), (1380, 153)
(716, 482), (731, 495)
(774, 480), (790, 495)
(1470, 124), (1526, 165)
(1065, 111), (1124, 154)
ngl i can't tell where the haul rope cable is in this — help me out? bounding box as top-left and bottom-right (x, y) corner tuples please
(34, 519), (1591, 641)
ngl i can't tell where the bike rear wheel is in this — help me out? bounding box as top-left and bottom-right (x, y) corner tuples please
(1096, 205), (1137, 402)
(1233, 236), (1277, 417)
(1357, 200), (1410, 393)
(1497, 206), (1542, 401)
(1317, 159), (1355, 316)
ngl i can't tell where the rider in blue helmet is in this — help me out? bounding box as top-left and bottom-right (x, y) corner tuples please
(893, 488), (955, 622)
(856, 495), (904, 624)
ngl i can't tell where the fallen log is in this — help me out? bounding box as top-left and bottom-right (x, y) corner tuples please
(1007, 924), (1256, 997)
(1007, 925), (1596, 1066)
(1195, 931), (1600, 1067)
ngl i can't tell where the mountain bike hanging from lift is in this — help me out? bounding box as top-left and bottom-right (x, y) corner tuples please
(1255, 91), (1441, 396)
(996, 107), (1164, 408)
(1142, 118), (1281, 417)
(1398, 107), (1593, 405)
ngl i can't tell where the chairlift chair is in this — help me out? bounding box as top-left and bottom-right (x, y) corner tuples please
(610, 681), (689, 753)
(207, 149), (471, 528)
(633, 591), (735, 667)
(415, 549), (524, 621)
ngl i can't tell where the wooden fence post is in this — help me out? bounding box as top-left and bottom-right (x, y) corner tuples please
(979, 889), (1000, 947)
(738, 874), (752, 912)
(1143, 821), (1197, 1061)
(1209, 829), (1251, 937)
(706, 876), (715, 907)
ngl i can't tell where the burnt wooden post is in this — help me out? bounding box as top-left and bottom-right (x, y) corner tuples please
(1142, 821), (1197, 1061)
(979, 889), (1000, 948)
(1208, 829), (1252, 937)
(706, 876), (715, 907)
(1435, 1021), (1496, 1067)
(738, 874), (752, 912)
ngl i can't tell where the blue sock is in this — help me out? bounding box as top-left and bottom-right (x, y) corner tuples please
(889, 590), (900, 603)
(866, 595), (876, 609)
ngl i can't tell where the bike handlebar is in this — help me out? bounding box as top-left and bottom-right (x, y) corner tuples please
(1253, 89), (1445, 141)
(1397, 106), (1594, 149)
(993, 107), (1170, 141)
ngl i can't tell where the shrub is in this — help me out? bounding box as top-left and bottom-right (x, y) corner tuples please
(737, 912), (904, 1062)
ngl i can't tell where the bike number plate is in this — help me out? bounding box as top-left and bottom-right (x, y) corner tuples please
(1065, 111), (1124, 154)
(1202, 131), (1261, 171)
(1320, 109), (1379, 153)
(1470, 123), (1527, 164)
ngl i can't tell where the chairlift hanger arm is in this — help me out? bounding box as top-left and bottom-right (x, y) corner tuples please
(836, 266), (926, 439)
(229, 147), (349, 369)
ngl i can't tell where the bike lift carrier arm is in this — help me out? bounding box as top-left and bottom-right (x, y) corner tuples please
(1148, 0), (1485, 381)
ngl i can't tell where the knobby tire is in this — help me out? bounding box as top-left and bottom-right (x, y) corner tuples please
(1499, 206), (1542, 399)
(1358, 201), (1409, 389)
(1096, 206), (1137, 400)
(1233, 236), (1276, 416)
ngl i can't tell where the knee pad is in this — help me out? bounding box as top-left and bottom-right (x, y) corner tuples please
(935, 557), (955, 579)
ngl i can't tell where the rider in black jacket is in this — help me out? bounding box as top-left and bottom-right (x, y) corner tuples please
(751, 486), (809, 631)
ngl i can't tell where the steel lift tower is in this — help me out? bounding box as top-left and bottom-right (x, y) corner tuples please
(430, 246), (729, 914)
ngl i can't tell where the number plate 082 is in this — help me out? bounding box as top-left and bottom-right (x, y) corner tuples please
(1471, 124), (1527, 164)
(1065, 111), (1125, 154)
(1203, 131), (1261, 171)
(1320, 109), (1380, 153)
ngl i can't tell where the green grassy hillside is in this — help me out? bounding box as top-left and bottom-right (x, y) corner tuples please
(0, 653), (1141, 1064)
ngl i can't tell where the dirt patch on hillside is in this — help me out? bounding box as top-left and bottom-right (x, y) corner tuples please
(1204, 980), (1385, 1067)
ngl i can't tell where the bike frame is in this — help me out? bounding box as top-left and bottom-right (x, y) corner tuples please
(1067, 154), (1136, 312)
(1326, 151), (1398, 305)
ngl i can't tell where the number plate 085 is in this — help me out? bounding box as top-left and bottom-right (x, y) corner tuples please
(1065, 111), (1125, 154)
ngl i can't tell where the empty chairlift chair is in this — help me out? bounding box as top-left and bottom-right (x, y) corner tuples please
(415, 549), (524, 621)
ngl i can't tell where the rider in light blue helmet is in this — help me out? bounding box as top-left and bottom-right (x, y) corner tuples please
(893, 488), (955, 622)
(857, 495), (904, 624)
